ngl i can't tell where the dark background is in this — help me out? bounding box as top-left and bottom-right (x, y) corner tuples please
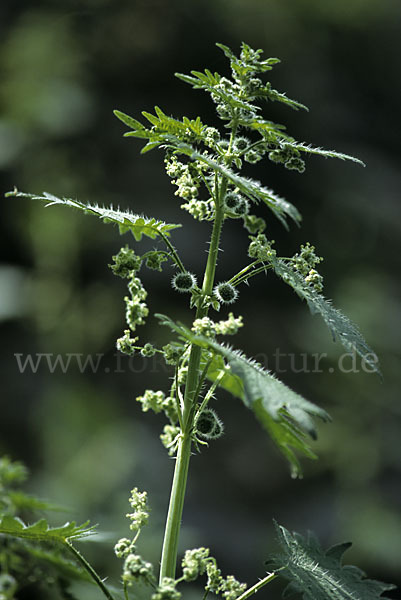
(1, 1), (400, 598)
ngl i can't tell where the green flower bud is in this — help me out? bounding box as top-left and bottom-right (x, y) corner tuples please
(182, 547), (210, 581)
(152, 577), (181, 600)
(123, 553), (154, 584)
(114, 538), (135, 559)
(141, 343), (156, 357)
(116, 330), (138, 355)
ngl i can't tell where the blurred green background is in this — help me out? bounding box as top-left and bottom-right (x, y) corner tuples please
(1, 0), (400, 598)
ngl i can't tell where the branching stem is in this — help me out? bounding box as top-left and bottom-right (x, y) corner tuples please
(159, 230), (186, 272)
(159, 174), (227, 583)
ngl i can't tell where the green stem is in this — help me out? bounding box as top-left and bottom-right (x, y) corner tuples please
(228, 261), (261, 285)
(159, 230), (186, 272)
(230, 264), (271, 287)
(235, 573), (278, 600)
(158, 432), (192, 583)
(65, 540), (116, 600)
(195, 368), (226, 419)
(159, 179), (227, 584)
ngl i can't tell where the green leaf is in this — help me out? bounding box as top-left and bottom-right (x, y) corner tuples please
(21, 542), (93, 583)
(189, 151), (301, 228)
(254, 86), (308, 111)
(176, 68), (260, 115)
(156, 314), (330, 477)
(268, 523), (396, 599)
(0, 515), (96, 542)
(205, 353), (244, 399)
(113, 109), (145, 132)
(6, 190), (181, 241)
(8, 490), (62, 513)
(282, 140), (365, 166)
(270, 257), (380, 374)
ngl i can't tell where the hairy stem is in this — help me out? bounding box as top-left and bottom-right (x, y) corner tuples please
(235, 573), (278, 600)
(65, 540), (116, 600)
(159, 178), (227, 583)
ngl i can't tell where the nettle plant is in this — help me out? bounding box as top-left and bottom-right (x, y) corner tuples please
(3, 43), (395, 600)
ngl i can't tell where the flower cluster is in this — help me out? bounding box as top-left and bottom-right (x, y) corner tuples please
(160, 424), (181, 456)
(140, 343), (156, 357)
(152, 577), (181, 600)
(191, 317), (216, 338)
(126, 488), (150, 532)
(215, 313), (243, 335)
(136, 389), (178, 423)
(110, 245), (142, 279)
(204, 126), (221, 149)
(125, 275), (149, 331)
(243, 214), (266, 234)
(145, 250), (168, 271)
(182, 547), (210, 580)
(211, 76), (257, 125)
(181, 198), (215, 221)
(123, 553), (155, 586)
(268, 143), (305, 173)
(116, 329), (138, 356)
(165, 156), (199, 201)
(162, 343), (184, 365)
(191, 313), (243, 337)
(111, 245), (149, 352)
(114, 537), (135, 559)
(221, 575), (247, 600)
(114, 489), (156, 589)
(248, 233), (276, 262)
(292, 242), (324, 292)
(181, 548), (247, 599)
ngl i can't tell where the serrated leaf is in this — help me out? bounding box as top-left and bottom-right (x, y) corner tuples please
(268, 523), (396, 599)
(141, 141), (162, 154)
(8, 490), (62, 513)
(205, 353), (244, 399)
(21, 542), (93, 582)
(283, 140), (365, 166)
(6, 190), (181, 241)
(156, 314), (329, 477)
(0, 515), (96, 542)
(113, 109), (145, 132)
(189, 151), (301, 228)
(270, 257), (380, 374)
(260, 86), (308, 111)
(177, 67), (259, 115)
(142, 110), (161, 127)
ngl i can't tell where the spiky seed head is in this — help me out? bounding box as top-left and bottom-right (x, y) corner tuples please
(172, 271), (197, 293)
(214, 282), (238, 305)
(196, 409), (224, 440)
(234, 136), (249, 151)
(225, 191), (241, 210)
(234, 198), (249, 216)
